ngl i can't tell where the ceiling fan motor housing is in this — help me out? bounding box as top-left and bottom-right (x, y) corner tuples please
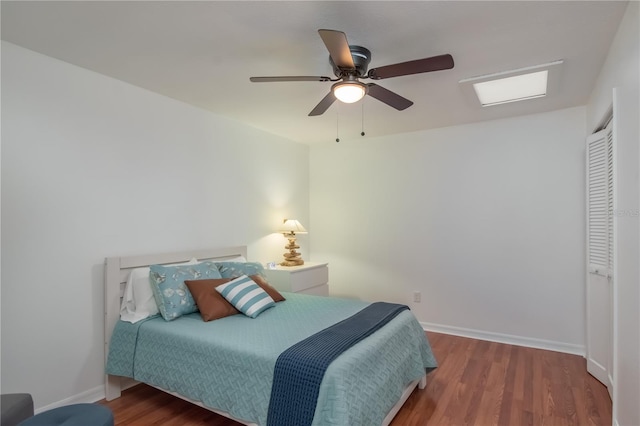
(330, 45), (372, 77)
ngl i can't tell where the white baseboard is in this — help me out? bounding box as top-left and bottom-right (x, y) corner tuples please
(421, 321), (585, 356)
(35, 379), (140, 414)
(34, 385), (105, 415)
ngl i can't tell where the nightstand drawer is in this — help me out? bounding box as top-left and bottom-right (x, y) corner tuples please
(263, 263), (329, 294)
(298, 284), (329, 296)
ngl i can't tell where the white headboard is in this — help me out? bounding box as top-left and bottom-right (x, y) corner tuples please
(104, 246), (247, 400)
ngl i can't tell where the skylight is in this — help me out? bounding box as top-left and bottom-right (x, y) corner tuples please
(473, 70), (548, 106)
(459, 60), (563, 108)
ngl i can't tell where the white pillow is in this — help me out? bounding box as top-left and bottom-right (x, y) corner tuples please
(119, 258), (199, 323)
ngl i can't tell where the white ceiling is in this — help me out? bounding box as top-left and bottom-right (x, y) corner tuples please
(1, 1), (628, 144)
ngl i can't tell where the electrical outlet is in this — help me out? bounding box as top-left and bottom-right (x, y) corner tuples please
(413, 291), (421, 303)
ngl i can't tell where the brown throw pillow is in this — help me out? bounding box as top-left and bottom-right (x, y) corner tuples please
(250, 274), (286, 302)
(184, 278), (240, 321)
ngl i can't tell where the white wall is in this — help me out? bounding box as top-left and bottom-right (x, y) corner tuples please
(586, 2), (640, 425)
(310, 106), (586, 353)
(0, 42), (309, 410)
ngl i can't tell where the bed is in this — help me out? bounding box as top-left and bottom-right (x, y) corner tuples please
(104, 246), (436, 426)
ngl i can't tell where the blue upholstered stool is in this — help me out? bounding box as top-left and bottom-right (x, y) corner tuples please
(18, 403), (113, 426)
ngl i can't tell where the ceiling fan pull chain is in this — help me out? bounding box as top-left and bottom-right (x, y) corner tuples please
(336, 112), (340, 143)
(361, 101), (366, 137)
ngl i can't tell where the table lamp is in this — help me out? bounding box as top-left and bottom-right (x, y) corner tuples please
(278, 219), (307, 266)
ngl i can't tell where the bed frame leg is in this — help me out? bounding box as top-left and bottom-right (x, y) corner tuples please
(419, 374), (427, 389)
(105, 374), (122, 401)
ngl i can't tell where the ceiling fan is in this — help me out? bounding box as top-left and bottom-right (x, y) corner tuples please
(250, 29), (454, 116)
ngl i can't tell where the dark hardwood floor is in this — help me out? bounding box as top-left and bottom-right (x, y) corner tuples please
(99, 332), (612, 425)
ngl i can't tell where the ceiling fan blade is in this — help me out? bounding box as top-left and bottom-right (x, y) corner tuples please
(250, 76), (332, 82)
(308, 92), (337, 116)
(318, 29), (355, 70)
(366, 83), (413, 110)
(367, 54), (454, 80)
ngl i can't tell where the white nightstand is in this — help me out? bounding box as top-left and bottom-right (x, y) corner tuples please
(263, 262), (329, 296)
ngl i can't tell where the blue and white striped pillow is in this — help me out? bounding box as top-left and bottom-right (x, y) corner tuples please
(215, 275), (275, 318)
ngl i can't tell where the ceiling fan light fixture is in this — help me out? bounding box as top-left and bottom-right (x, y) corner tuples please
(332, 81), (367, 103)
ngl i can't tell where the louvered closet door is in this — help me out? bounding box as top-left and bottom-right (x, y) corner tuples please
(586, 122), (614, 392)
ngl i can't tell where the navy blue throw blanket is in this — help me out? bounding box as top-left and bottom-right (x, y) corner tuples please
(266, 302), (409, 426)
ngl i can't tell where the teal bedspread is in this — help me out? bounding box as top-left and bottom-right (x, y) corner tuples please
(106, 293), (437, 426)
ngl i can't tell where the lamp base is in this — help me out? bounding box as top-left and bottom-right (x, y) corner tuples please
(281, 236), (304, 266)
(280, 258), (304, 267)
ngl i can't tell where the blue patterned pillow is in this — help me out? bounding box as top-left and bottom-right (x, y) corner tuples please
(149, 261), (223, 321)
(215, 261), (265, 279)
(215, 275), (275, 318)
